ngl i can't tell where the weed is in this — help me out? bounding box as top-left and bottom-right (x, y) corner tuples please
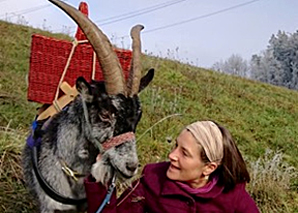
(248, 149), (298, 212)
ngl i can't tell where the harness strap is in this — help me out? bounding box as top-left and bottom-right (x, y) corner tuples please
(29, 102), (135, 208)
(102, 132), (135, 151)
(31, 146), (87, 205)
(29, 118), (86, 205)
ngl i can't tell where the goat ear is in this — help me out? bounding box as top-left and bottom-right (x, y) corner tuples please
(76, 77), (93, 102)
(138, 68), (154, 93)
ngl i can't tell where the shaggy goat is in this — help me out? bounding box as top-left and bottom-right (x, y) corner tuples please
(22, 0), (154, 212)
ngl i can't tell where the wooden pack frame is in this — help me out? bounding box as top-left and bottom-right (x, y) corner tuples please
(27, 2), (132, 120)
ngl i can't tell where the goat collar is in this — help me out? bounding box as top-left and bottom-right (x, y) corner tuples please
(101, 132), (135, 151)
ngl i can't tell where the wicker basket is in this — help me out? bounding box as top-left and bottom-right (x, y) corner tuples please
(27, 2), (132, 104)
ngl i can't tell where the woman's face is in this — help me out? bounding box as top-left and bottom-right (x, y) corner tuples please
(166, 129), (209, 187)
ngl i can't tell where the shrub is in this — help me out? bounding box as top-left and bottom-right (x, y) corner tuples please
(248, 149), (298, 212)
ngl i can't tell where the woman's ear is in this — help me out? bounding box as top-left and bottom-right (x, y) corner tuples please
(203, 162), (218, 176)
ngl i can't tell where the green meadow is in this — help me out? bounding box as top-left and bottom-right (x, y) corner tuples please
(0, 20), (297, 212)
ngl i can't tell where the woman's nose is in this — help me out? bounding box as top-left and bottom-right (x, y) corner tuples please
(169, 150), (178, 161)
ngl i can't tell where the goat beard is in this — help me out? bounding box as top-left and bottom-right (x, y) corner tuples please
(91, 160), (113, 184)
(91, 160), (133, 187)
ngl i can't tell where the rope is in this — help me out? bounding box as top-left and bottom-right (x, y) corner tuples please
(92, 51), (96, 80)
(81, 93), (102, 151)
(52, 39), (97, 112)
(53, 100), (62, 112)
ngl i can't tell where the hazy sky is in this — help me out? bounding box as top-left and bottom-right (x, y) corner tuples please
(1, 0), (298, 68)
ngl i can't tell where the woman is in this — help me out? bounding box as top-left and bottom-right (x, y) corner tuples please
(84, 120), (260, 213)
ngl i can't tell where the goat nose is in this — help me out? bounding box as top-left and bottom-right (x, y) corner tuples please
(126, 162), (138, 172)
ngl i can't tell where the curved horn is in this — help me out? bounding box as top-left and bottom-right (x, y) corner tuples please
(49, 0), (126, 95)
(127, 25), (144, 96)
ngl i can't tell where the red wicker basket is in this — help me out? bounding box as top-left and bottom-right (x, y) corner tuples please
(27, 2), (132, 104)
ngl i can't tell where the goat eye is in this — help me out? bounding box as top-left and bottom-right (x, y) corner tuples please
(99, 111), (110, 122)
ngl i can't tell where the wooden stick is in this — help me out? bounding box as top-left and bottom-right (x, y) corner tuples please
(37, 82), (78, 120)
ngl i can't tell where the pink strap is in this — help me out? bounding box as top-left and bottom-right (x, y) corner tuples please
(102, 132), (135, 151)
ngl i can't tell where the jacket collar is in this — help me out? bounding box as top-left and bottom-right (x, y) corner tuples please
(160, 163), (224, 199)
(161, 176), (191, 198)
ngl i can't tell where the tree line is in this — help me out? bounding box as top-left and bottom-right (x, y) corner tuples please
(212, 30), (298, 90)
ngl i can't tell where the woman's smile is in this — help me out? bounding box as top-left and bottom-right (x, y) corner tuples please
(169, 164), (180, 171)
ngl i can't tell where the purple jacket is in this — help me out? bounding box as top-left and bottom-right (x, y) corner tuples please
(84, 162), (260, 213)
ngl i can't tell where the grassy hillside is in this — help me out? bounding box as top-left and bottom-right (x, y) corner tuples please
(0, 20), (297, 212)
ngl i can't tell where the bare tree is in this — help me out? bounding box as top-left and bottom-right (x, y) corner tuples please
(212, 54), (248, 77)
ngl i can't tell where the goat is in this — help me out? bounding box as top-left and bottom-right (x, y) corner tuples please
(22, 0), (154, 212)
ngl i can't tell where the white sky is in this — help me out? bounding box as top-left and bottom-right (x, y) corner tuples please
(1, 0), (298, 68)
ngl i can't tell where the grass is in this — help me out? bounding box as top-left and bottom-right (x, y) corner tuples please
(248, 149), (298, 212)
(254, 150), (297, 212)
(0, 127), (37, 212)
(0, 20), (298, 212)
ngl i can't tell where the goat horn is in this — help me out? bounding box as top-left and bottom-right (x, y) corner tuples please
(127, 25), (144, 96)
(49, 0), (126, 95)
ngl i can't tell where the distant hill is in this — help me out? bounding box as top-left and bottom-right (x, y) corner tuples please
(0, 20), (297, 212)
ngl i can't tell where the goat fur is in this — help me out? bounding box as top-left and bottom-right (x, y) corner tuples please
(22, 71), (154, 213)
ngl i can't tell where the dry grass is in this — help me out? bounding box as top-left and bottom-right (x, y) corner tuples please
(248, 149), (298, 212)
(0, 126), (37, 212)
